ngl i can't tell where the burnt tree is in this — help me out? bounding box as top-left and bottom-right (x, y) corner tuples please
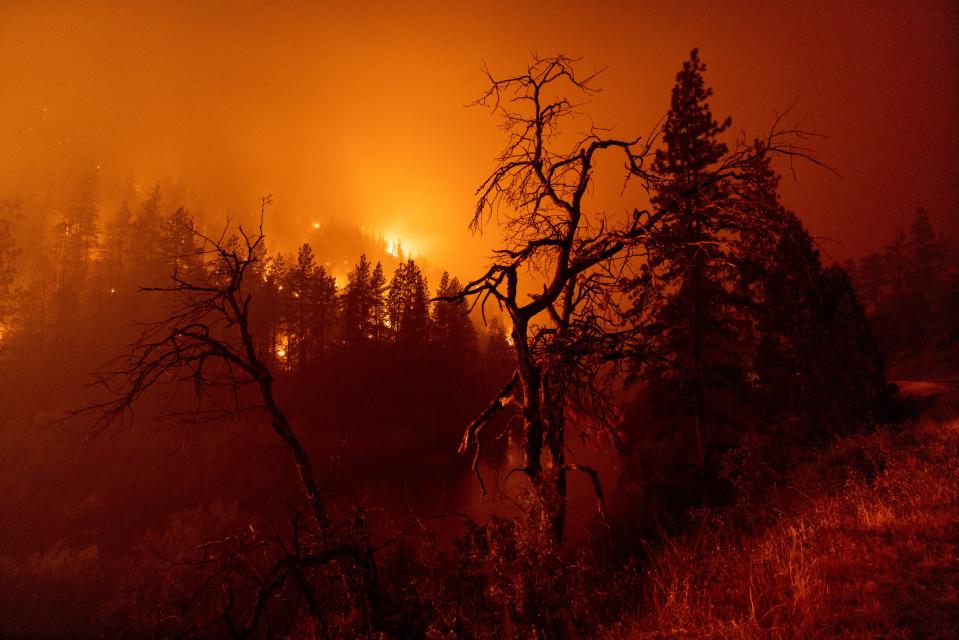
(443, 56), (659, 545)
(83, 197), (381, 637)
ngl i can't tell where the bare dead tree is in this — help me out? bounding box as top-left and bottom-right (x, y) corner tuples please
(443, 55), (829, 546)
(81, 197), (380, 637)
(438, 56), (664, 545)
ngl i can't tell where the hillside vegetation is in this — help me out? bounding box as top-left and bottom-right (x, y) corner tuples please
(611, 382), (959, 639)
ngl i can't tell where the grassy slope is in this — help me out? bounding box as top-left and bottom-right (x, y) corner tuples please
(610, 384), (959, 640)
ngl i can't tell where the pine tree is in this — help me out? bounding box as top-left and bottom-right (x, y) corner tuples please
(53, 172), (99, 338)
(100, 202), (134, 297)
(749, 207), (889, 438)
(341, 254), (374, 345)
(645, 48), (739, 495)
(368, 261), (387, 343)
(386, 259), (430, 350)
(285, 243), (318, 370)
(161, 207), (204, 282)
(283, 243), (338, 369)
(263, 252), (290, 366)
(432, 271), (477, 370)
(130, 183), (165, 288)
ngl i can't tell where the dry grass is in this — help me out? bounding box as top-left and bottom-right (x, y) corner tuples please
(610, 396), (959, 640)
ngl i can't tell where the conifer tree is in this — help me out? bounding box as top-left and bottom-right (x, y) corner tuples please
(130, 183), (164, 288)
(645, 48), (740, 495)
(263, 252), (290, 366)
(368, 261), (387, 342)
(100, 202), (133, 297)
(53, 172), (99, 338)
(742, 181), (889, 438)
(432, 271), (477, 369)
(286, 243), (318, 370)
(341, 254), (374, 345)
(387, 259), (430, 350)
(161, 206), (204, 282)
(283, 243), (338, 369)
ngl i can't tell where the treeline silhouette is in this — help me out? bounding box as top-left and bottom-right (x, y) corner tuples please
(0, 50), (921, 639)
(846, 206), (959, 374)
(0, 186), (512, 636)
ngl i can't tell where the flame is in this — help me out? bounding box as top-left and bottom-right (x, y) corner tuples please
(383, 231), (417, 259)
(274, 333), (290, 361)
(385, 237), (402, 258)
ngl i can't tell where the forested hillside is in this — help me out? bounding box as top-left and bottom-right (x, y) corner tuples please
(0, 39), (956, 640)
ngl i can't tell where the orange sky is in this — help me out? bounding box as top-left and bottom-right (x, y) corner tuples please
(1, 0), (956, 274)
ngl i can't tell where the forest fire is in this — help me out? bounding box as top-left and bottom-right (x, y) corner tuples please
(0, 3), (957, 640)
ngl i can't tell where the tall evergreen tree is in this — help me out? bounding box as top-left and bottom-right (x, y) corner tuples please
(644, 48), (740, 495)
(432, 271), (477, 370)
(368, 261), (387, 343)
(740, 174), (889, 439)
(387, 259), (430, 350)
(100, 202), (133, 296)
(130, 183), (165, 288)
(283, 243), (338, 369)
(53, 172), (99, 338)
(341, 254), (375, 345)
(161, 206), (204, 282)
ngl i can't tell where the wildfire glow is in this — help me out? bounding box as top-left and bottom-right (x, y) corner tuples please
(383, 232), (418, 259)
(385, 237), (402, 258)
(274, 332), (290, 361)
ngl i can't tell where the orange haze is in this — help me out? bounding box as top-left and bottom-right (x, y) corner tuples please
(1, 0), (956, 275)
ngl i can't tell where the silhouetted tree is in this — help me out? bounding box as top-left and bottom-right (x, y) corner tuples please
(97, 202), (134, 313)
(49, 172), (99, 343)
(161, 206), (204, 283)
(640, 48), (743, 498)
(432, 272), (477, 371)
(387, 258), (430, 351)
(368, 260), (388, 343)
(446, 55), (659, 548)
(130, 183), (165, 287)
(281, 243), (338, 370)
(84, 199), (381, 636)
(341, 254), (377, 345)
